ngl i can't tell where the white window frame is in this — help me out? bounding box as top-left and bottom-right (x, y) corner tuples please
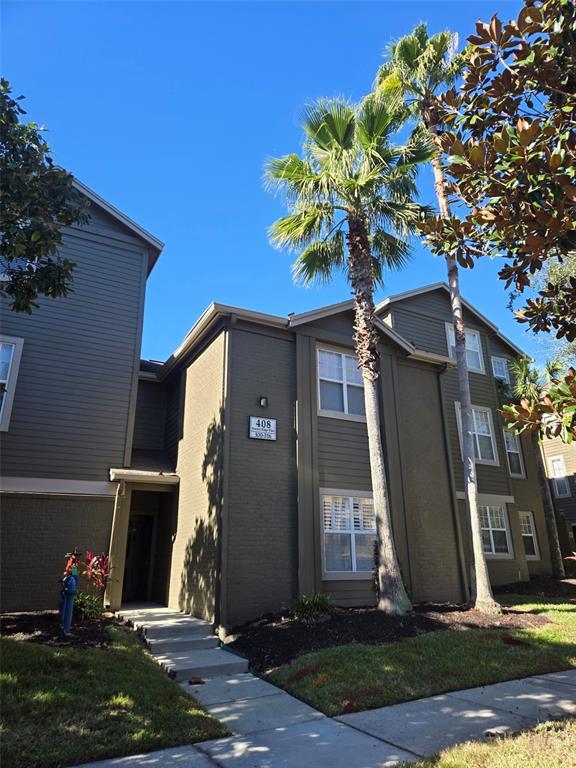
(491, 356), (511, 384)
(518, 510), (540, 561)
(317, 346), (366, 422)
(455, 402), (499, 466)
(320, 488), (375, 580)
(445, 323), (485, 374)
(503, 429), (525, 478)
(0, 335), (24, 432)
(549, 455), (571, 498)
(480, 503), (514, 559)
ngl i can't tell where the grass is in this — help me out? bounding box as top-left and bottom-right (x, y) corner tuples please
(0, 624), (228, 768)
(268, 596), (576, 716)
(410, 719), (576, 768)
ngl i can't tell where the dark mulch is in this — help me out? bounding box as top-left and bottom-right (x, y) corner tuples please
(495, 575), (576, 600)
(0, 610), (114, 648)
(228, 602), (549, 672)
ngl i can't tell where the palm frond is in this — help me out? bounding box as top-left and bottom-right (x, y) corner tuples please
(356, 92), (405, 163)
(291, 230), (345, 287)
(264, 154), (327, 201)
(302, 99), (356, 154)
(371, 229), (412, 286)
(268, 203), (334, 250)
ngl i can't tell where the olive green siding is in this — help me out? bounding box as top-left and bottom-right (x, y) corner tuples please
(541, 436), (576, 555)
(395, 361), (464, 602)
(1, 494), (114, 611)
(166, 331), (227, 622)
(0, 206), (150, 481)
(224, 326), (298, 627)
(133, 380), (167, 453)
(386, 287), (552, 585)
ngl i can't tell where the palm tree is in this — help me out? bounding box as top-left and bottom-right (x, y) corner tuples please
(265, 94), (432, 615)
(375, 23), (501, 614)
(510, 357), (566, 579)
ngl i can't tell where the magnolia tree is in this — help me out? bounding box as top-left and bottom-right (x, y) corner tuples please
(418, 0), (576, 441)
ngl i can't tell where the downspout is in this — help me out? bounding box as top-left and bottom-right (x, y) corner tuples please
(105, 480), (127, 610)
(438, 367), (470, 601)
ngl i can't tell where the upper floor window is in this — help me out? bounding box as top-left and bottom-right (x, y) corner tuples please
(491, 356), (511, 384)
(480, 504), (513, 557)
(518, 510), (540, 560)
(0, 336), (24, 432)
(317, 348), (365, 418)
(503, 429), (525, 478)
(455, 403), (499, 465)
(322, 492), (375, 574)
(549, 455), (571, 498)
(445, 324), (484, 373)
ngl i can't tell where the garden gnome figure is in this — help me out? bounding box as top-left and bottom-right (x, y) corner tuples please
(60, 550), (80, 635)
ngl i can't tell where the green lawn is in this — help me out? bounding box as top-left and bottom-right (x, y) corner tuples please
(409, 719), (576, 768)
(0, 624), (228, 768)
(268, 596), (576, 716)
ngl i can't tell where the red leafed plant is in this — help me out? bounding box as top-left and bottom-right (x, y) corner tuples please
(84, 551), (110, 591)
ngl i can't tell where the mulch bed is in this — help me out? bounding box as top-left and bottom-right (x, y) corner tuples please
(228, 602), (551, 673)
(0, 610), (115, 648)
(495, 575), (576, 600)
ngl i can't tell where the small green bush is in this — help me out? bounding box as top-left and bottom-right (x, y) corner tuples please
(74, 591), (103, 622)
(292, 594), (334, 621)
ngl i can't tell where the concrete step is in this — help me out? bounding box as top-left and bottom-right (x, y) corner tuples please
(155, 647), (249, 681)
(147, 633), (219, 654)
(137, 618), (213, 640)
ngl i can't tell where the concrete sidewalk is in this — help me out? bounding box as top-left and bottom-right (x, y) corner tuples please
(72, 669), (575, 767)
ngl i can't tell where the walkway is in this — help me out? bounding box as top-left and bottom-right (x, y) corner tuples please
(72, 607), (576, 768)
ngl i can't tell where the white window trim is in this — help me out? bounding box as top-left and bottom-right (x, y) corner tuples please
(320, 488), (374, 580)
(518, 510), (540, 561)
(455, 402), (500, 466)
(549, 455), (571, 498)
(316, 345), (366, 423)
(503, 429), (525, 479)
(0, 335), (24, 432)
(491, 356), (511, 384)
(444, 322), (485, 374)
(480, 503), (514, 559)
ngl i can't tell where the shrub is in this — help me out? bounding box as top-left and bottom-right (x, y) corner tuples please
(74, 591), (103, 622)
(292, 594), (334, 621)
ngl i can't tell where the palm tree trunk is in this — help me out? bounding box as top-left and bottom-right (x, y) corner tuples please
(533, 436), (566, 578)
(427, 114), (500, 614)
(347, 215), (411, 615)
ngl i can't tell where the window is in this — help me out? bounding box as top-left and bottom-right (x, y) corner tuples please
(549, 455), (571, 498)
(322, 492), (375, 574)
(455, 403), (499, 464)
(480, 505), (513, 557)
(0, 336), (24, 432)
(317, 348), (365, 418)
(503, 429), (525, 478)
(445, 324), (484, 373)
(491, 356), (511, 384)
(518, 511), (540, 560)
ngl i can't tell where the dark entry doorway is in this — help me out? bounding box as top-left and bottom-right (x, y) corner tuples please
(122, 514), (155, 603)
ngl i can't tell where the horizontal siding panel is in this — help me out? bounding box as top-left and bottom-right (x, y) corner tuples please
(0, 222), (147, 480)
(318, 416), (371, 491)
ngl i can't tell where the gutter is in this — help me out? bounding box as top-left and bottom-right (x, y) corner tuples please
(109, 468), (180, 485)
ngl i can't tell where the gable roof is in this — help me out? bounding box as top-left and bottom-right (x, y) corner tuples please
(375, 282), (525, 357)
(72, 178), (164, 274)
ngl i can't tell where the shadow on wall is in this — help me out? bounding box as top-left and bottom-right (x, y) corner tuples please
(178, 408), (224, 622)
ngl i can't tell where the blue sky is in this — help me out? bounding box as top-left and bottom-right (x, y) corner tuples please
(4, 0), (537, 363)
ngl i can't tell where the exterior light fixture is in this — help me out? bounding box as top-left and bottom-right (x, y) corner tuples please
(259, 396), (268, 408)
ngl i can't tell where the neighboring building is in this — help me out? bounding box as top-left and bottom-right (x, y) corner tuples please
(0, 184), (553, 625)
(541, 437), (576, 555)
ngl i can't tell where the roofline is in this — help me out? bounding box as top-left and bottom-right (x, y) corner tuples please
(72, 178), (164, 274)
(161, 302), (289, 377)
(376, 282), (526, 357)
(289, 299), (355, 326)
